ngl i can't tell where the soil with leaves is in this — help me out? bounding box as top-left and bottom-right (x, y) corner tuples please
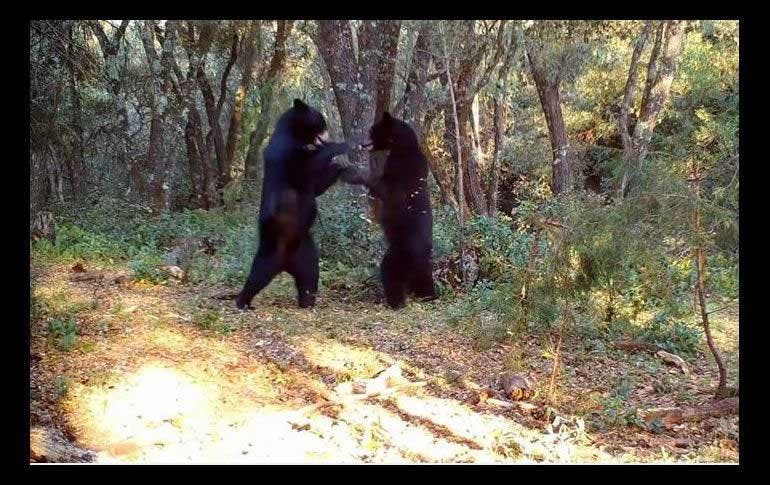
(30, 260), (738, 464)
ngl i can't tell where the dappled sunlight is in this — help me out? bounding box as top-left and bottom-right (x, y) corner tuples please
(32, 259), (739, 463)
(297, 336), (384, 378)
(335, 401), (478, 462)
(66, 362), (356, 463)
(389, 393), (607, 463)
(67, 363), (217, 459)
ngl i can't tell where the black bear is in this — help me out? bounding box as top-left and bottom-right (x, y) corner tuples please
(342, 112), (437, 309)
(236, 99), (350, 309)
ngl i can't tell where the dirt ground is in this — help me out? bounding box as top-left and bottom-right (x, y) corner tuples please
(29, 261), (739, 464)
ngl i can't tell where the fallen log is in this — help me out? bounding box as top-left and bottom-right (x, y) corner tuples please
(643, 397), (738, 426)
(656, 350), (689, 374)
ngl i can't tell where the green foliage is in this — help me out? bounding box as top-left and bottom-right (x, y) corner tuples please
(466, 214), (535, 281)
(55, 375), (71, 399)
(127, 246), (167, 283)
(192, 308), (234, 334)
(48, 316), (78, 352)
(637, 312), (703, 357)
(30, 21), (738, 366)
(588, 375), (643, 431)
(32, 221), (127, 263)
(446, 278), (543, 348)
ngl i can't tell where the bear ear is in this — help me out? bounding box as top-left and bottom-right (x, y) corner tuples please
(382, 111), (393, 122)
(293, 98), (309, 111)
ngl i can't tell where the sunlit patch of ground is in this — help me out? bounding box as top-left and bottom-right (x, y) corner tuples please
(30, 262), (739, 463)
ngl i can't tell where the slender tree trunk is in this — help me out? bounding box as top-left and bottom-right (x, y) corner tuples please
(442, 27), (469, 286)
(488, 97), (505, 216)
(641, 21), (666, 117)
(184, 105), (213, 209)
(225, 21), (260, 170)
(487, 24), (518, 216)
(631, 20), (686, 162)
(691, 162), (728, 397)
(620, 20), (686, 200)
(140, 20), (177, 213)
(619, 21), (653, 156)
(64, 21), (86, 199)
(528, 45), (574, 195)
(196, 32), (238, 192)
(89, 20), (140, 196)
(244, 20), (292, 182)
(400, 25), (458, 210)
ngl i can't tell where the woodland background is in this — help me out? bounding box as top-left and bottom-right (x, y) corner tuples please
(29, 20), (739, 463)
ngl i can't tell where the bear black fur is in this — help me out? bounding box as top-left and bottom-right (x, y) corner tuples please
(236, 99), (349, 309)
(342, 112), (437, 309)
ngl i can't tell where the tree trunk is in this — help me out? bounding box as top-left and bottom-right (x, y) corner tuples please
(621, 18), (687, 198)
(196, 32), (238, 193)
(225, 21), (260, 170)
(619, 21), (653, 157)
(488, 97), (505, 216)
(244, 20), (292, 182)
(140, 20), (177, 214)
(641, 22), (666, 118)
(441, 33), (465, 231)
(315, 21), (365, 154)
(528, 46), (574, 196)
(184, 105), (213, 208)
(399, 24), (458, 210)
(89, 21), (140, 197)
(362, 20), (402, 178)
(487, 25), (518, 216)
(64, 21), (86, 199)
(692, 164), (728, 397)
(373, 21), (401, 121)
(631, 20), (686, 162)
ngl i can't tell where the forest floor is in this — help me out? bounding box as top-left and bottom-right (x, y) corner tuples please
(29, 260), (739, 464)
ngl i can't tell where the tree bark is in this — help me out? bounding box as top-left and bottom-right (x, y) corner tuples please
(225, 21), (260, 168)
(640, 21), (666, 119)
(59, 21), (86, 200)
(442, 27), (468, 285)
(89, 20), (140, 196)
(619, 21), (653, 157)
(487, 25), (518, 216)
(619, 19), (686, 200)
(527, 44), (574, 196)
(489, 97), (505, 216)
(361, 20), (402, 177)
(175, 21), (216, 208)
(244, 20), (293, 182)
(140, 20), (177, 213)
(196, 31), (238, 193)
(631, 20), (686, 162)
(440, 21), (509, 215)
(314, 21), (364, 152)
(398, 24), (458, 210)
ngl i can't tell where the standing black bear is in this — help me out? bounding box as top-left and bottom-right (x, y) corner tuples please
(342, 112), (437, 309)
(236, 99), (349, 309)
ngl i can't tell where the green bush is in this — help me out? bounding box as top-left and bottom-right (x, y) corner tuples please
(637, 312), (703, 357)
